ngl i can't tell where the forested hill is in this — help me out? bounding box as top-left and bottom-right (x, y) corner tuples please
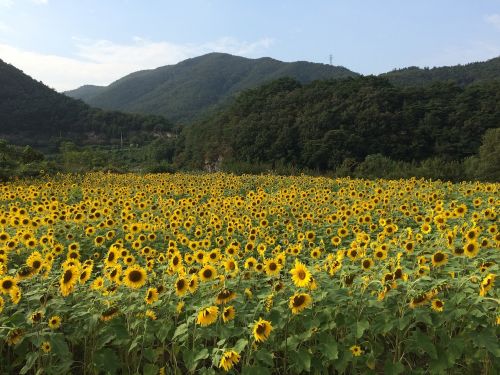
(175, 76), (500, 172)
(0, 59), (173, 151)
(383, 56), (500, 86)
(64, 52), (358, 123)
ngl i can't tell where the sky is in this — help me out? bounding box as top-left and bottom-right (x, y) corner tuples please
(0, 0), (499, 91)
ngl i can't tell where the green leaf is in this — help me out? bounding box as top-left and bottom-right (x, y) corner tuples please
(411, 330), (437, 359)
(473, 329), (500, 357)
(20, 352), (38, 375)
(384, 361), (405, 375)
(242, 366), (272, 375)
(254, 349), (274, 367)
(155, 322), (172, 342)
(94, 348), (120, 375)
(234, 338), (248, 353)
(318, 340), (338, 361)
(183, 348), (209, 372)
(143, 364), (159, 375)
(355, 319), (369, 339)
(173, 322), (188, 341)
(143, 347), (157, 362)
(292, 348), (311, 373)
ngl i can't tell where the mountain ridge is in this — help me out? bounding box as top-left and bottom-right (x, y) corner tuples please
(65, 52), (359, 122)
(65, 53), (500, 123)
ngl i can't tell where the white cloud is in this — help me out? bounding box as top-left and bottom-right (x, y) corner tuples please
(0, 0), (13, 7)
(32, 0), (48, 4)
(414, 41), (500, 69)
(0, 36), (274, 91)
(485, 14), (500, 30)
(0, 21), (11, 33)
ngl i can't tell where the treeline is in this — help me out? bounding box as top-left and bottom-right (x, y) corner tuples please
(173, 76), (499, 181)
(0, 59), (174, 152)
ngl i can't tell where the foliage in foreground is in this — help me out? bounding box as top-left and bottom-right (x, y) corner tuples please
(0, 173), (498, 374)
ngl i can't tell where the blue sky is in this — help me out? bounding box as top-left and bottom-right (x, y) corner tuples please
(1, 0), (499, 91)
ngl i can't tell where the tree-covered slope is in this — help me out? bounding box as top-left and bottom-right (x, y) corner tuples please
(383, 56), (500, 86)
(176, 76), (500, 171)
(65, 52), (358, 122)
(0, 59), (173, 151)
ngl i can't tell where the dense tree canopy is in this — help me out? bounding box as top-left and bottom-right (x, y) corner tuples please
(176, 76), (500, 172)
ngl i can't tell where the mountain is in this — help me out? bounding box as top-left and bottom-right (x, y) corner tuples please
(65, 52), (358, 123)
(382, 56), (500, 86)
(64, 84), (105, 101)
(175, 76), (500, 173)
(0, 59), (172, 151)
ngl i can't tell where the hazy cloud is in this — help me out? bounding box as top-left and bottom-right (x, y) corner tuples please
(32, 0), (49, 4)
(415, 41), (500, 68)
(0, 36), (275, 91)
(0, 21), (11, 33)
(0, 0), (13, 7)
(485, 14), (500, 30)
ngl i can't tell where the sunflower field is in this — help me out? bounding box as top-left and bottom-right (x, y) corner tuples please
(0, 172), (498, 374)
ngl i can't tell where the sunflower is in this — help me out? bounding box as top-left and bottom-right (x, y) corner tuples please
(374, 249), (387, 261)
(290, 260), (312, 288)
(463, 241), (479, 258)
(479, 274), (495, 297)
(264, 258), (281, 276)
(6, 328), (24, 346)
(145, 287), (159, 304)
(0, 276), (17, 295)
(289, 293), (312, 314)
(123, 265), (147, 289)
(79, 267), (92, 284)
(199, 264), (217, 282)
(361, 258), (374, 271)
(41, 341), (51, 353)
(430, 299), (444, 312)
(219, 350), (241, 372)
(146, 309), (157, 320)
(91, 276), (105, 290)
(350, 345), (363, 357)
(409, 294), (428, 308)
(222, 305), (236, 323)
(431, 251), (448, 267)
(188, 275), (199, 293)
(196, 306), (219, 326)
(0, 296), (4, 313)
(60, 265), (79, 297)
(48, 315), (61, 330)
(252, 318), (272, 343)
(244, 257), (257, 270)
(100, 306), (119, 321)
(26, 252), (44, 274)
(175, 277), (189, 296)
(216, 289), (236, 305)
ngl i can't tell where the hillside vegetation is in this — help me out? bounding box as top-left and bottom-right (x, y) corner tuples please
(175, 76), (500, 180)
(0, 59), (173, 152)
(65, 53), (358, 123)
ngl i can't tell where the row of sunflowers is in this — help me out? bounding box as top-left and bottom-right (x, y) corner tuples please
(0, 172), (498, 374)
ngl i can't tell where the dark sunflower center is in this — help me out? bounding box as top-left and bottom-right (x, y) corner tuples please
(203, 269), (212, 278)
(293, 295), (306, 307)
(269, 263), (277, 271)
(256, 323), (266, 335)
(63, 270), (73, 284)
(297, 270), (306, 280)
(33, 260), (41, 269)
(128, 270), (143, 282)
(362, 260), (371, 269)
(177, 280), (185, 289)
(434, 253), (445, 262)
(108, 252), (115, 262)
(466, 244), (475, 252)
(435, 300), (443, 307)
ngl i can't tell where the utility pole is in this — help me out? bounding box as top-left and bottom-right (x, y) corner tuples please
(120, 131), (123, 149)
(329, 54), (333, 65)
